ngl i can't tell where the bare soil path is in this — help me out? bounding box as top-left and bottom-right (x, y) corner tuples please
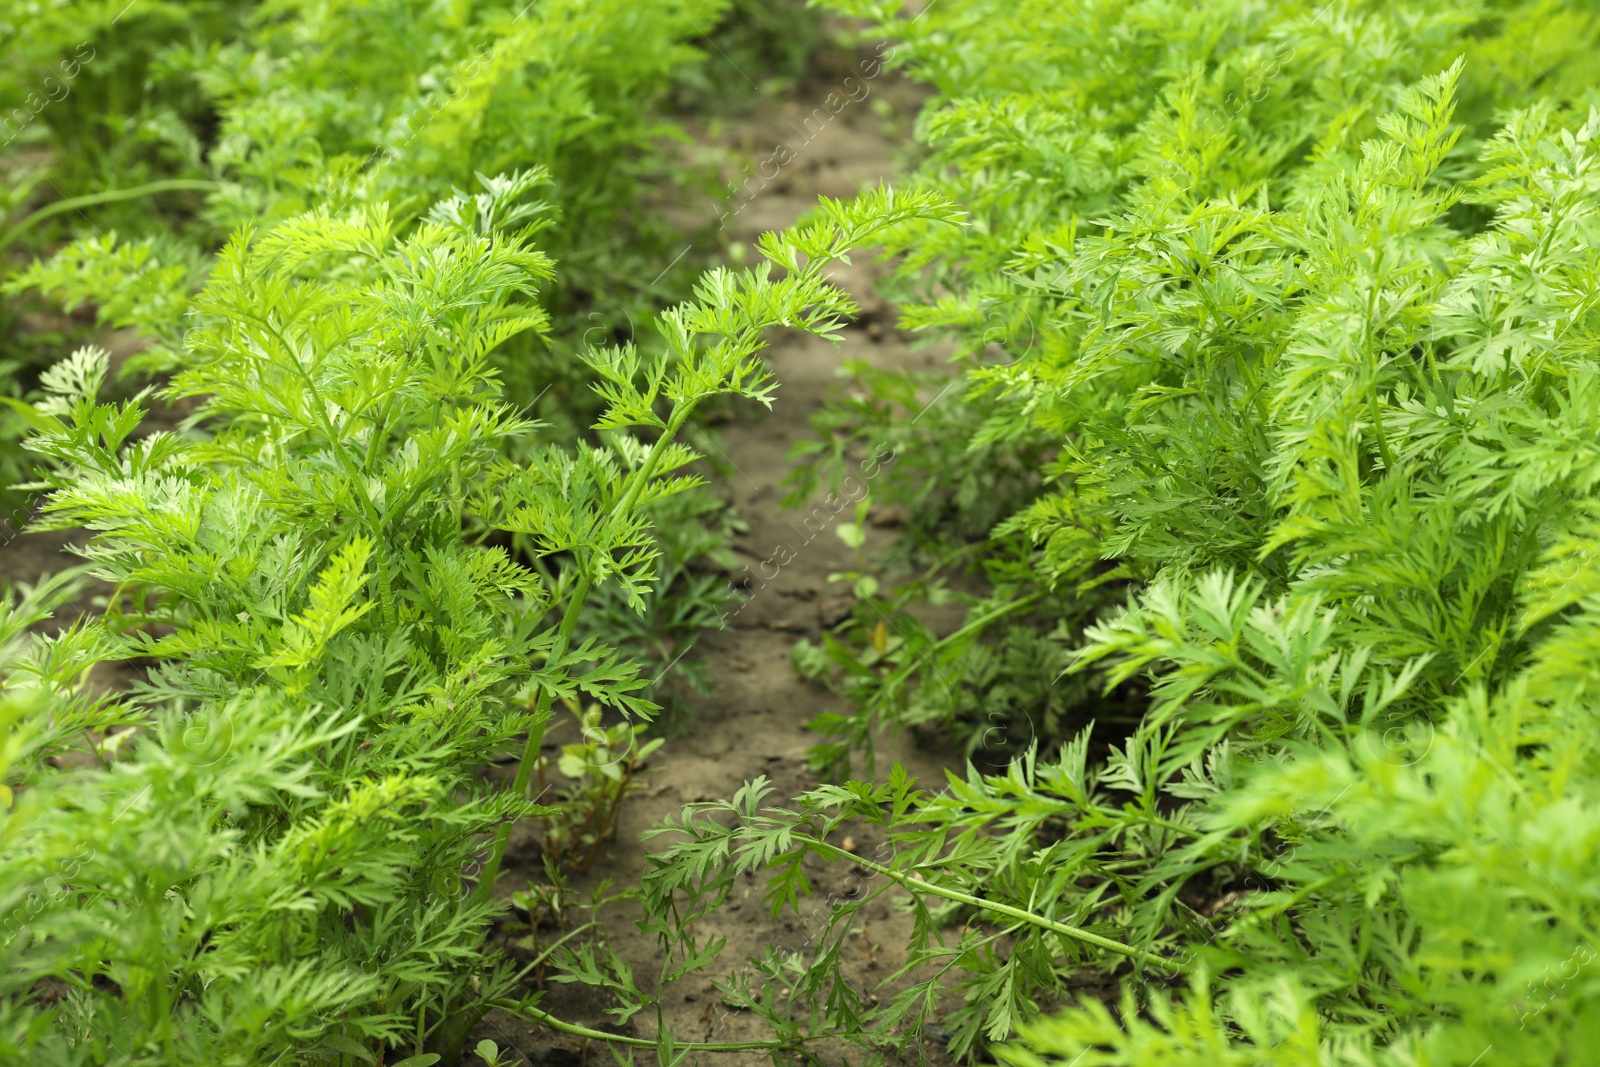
(469, 47), (966, 1067)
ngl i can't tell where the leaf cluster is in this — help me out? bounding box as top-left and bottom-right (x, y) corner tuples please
(0, 172), (959, 1062)
(642, 2), (1600, 1063)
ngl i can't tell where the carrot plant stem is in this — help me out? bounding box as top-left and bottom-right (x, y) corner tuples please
(470, 402), (697, 907)
(808, 841), (1189, 974)
(468, 578), (586, 909)
(0, 179), (218, 252)
(493, 1001), (822, 1052)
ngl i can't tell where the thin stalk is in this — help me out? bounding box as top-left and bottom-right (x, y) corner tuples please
(1366, 382), (1394, 470)
(467, 580), (586, 909)
(858, 591), (1043, 773)
(878, 592), (1043, 695)
(469, 403), (697, 907)
(931, 592), (1042, 653)
(498, 845), (1184, 1054)
(580, 759), (636, 873)
(510, 921), (600, 984)
(493, 1001), (830, 1053)
(0, 179), (218, 253)
(808, 840), (1189, 974)
(1361, 254), (1396, 471)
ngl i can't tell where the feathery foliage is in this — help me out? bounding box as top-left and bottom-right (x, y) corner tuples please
(0, 166), (958, 1063)
(627, 1), (1600, 1062)
(1, 0), (777, 448)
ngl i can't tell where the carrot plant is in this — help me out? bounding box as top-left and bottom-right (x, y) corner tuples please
(3, 170), (572, 1066)
(2, 0), (820, 704)
(795, 0), (1600, 769)
(182, 0), (733, 378)
(2, 0), (825, 519)
(0, 165), (957, 1064)
(620, 0), (1600, 1062)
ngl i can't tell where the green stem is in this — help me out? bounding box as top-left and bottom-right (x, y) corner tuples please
(469, 403), (698, 908)
(511, 921), (600, 983)
(580, 760), (636, 873)
(1361, 254), (1395, 471)
(856, 592), (1043, 773)
(496, 842), (1184, 1054)
(809, 841), (1189, 974)
(0, 179), (218, 253)
(934, 592), (1042, 653)
(467, 584), (582, 910)
(1367, 382), (1394, 470)
(492, 1001), (825, 1052)
(877, 592), (1043, 695)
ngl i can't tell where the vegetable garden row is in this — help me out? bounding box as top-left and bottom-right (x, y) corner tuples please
(2, 1), (1598, 1064)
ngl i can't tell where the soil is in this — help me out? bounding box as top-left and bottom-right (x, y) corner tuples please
(461, 44), (975, 1067)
